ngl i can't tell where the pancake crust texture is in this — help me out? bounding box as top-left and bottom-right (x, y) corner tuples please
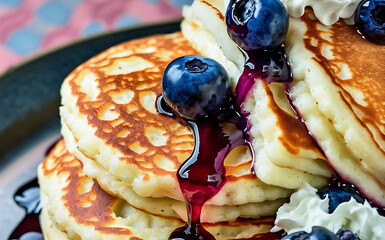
(286, 10), (385, 206)
(39, 0), (385, 238)
(38, 140), (278, 240)
(59, 32), (293, 223)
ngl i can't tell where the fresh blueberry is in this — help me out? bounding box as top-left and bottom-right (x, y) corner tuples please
(281, 230), (309, 240)
(355, 0), (385, 45)
(318, 187), (364, 213)
(225, 0), (289, 50)
(336, 229), (361, 240)
(162, 55), (232, 120)
(282, 226), (339, 240)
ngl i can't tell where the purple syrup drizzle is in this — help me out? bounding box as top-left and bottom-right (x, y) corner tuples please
(171, 120), (230, 240)
(8, 178), (43, 240)
(158, 96), (249, 240)
(235, 47), (292, 108)
(8, 140), (59, 240)
(157, 45), (291, 240)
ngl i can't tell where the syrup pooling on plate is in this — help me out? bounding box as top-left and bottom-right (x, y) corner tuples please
(9, 139), (61, 240)
(9, 178), (43, 240)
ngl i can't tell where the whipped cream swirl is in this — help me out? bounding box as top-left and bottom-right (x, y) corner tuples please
(272, 183), (385, 240)
(280, 0), (361, 25)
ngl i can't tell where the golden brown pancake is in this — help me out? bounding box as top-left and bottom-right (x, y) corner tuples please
(59, 32), (292, 223)
(38, 140), (279, 240)
(41, 0), (385, 237)
(286, 10), (385, 206)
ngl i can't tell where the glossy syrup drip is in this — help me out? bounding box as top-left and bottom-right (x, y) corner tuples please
(8, 140), (60, 240)
(170, 119), (230, 240)
(235, 47), (292, 173)
(158, 47), (291, 240)
(235, 47), (292, 108)
(8, 178), (43, 240)
(157, 96), (249, 240)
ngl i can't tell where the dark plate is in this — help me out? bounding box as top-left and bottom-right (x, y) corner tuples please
(0, 20), (180, 239)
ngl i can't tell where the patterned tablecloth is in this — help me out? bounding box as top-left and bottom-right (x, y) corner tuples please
(0, 0), (192, 73)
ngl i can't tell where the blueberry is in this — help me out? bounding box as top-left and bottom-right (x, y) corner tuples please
(355, 0), (385, 45)
(225, 0), (289, 50)
(281, 230), (309, 240)
(282, 226), (339, 240)
(162, 55), (232, 120)
(336, 229), (361, 240)
(318, 187), (364, 213)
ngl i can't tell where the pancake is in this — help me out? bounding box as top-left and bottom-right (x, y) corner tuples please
(39, 0), (385, 238)
(38, 140), (278, 240)
(181, 0), (332, 189)
(62, 120), (288, 223)
(59, 32), (293, 223)
(286, 10), (385, 206)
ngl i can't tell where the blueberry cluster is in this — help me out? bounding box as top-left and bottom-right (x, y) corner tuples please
(161, 0), (381, 239)
(283, 226), (360, 240)
(282, 185), (365, 239)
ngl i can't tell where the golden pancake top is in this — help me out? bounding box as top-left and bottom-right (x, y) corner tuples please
(62, 32), (255, 179)
(301, 11), (385, 153)
(60, 32), (291, 204)
(66, 33), (197, 176)
(262, 80), (324, 156)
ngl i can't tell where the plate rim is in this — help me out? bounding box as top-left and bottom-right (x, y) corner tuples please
(0, 18), (182, 78)
(0, 19), (182, 161)
(1, 19), (183, 239)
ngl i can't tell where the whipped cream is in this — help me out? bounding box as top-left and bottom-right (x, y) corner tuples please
(280, 0), (361, 25)
(272, 183), (385, 239)
(224, 0), (360, 25)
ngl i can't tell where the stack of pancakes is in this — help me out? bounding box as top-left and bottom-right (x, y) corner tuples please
(38, 0), (385, 239)
(286, 11), (385, 206)
(183, 0), (385, 206)
(39, 33), (289, 239)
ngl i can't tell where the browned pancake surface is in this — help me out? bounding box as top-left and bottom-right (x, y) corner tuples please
(41, 140), (135, 236)
(39, 140), (279, 239)
(68, 33), (197, 176)
(302, 11), (385, 150)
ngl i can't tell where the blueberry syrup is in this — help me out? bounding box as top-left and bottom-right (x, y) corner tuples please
(8, 178), (43, 240)
(160, 1), (385, 238)
(235, 47), (292, 110)
(158, 96), (252, 240)
(8, 140), (59, 240)
(157, 45), (291, 239)
(171, 119), (231, 240)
